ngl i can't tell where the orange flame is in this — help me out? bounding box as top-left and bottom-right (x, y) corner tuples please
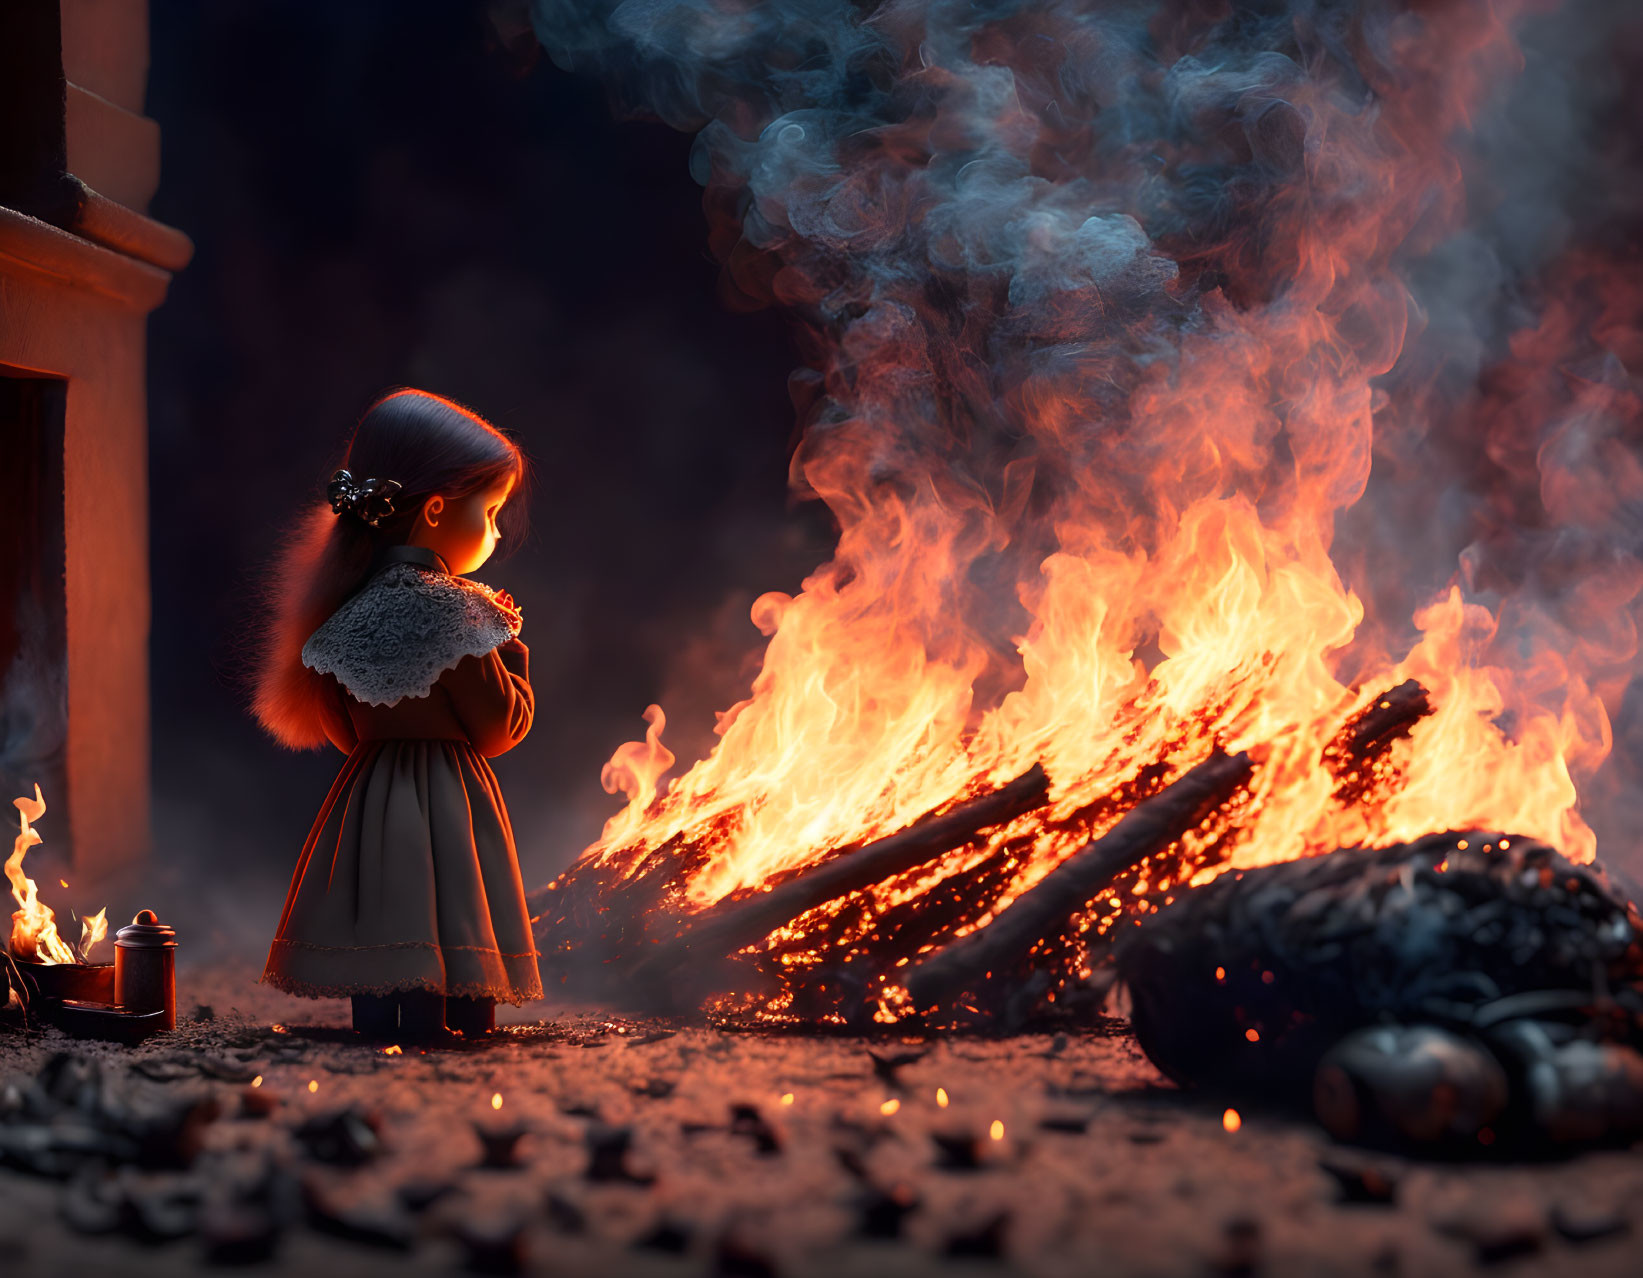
(78, 908), (108, 964)
(597, 704), (677, 850)
(584, 12), (1599, 877)
(5, 786), (108, 966)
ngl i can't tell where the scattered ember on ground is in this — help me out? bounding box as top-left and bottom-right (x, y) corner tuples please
(3, 963), (1639, 1276)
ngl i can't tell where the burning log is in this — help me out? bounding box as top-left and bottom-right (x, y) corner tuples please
(1332, 680), (1432, 759)
(903, 749), (1255, 1012)
(626, 764), (1050, 992)
(1324, 680), (1432, 803)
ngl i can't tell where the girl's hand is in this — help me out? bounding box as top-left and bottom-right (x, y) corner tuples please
(498, 636), (530, 678)
(488, 587), (523, 635)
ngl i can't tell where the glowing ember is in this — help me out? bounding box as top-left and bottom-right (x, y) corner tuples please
(936, 1088), (949, 1108)
(989, 1121), (1005, 1142)
(491, 1092), (504, 1110)
(880, 1098), (900, 1116)
(4, 786), (107, 966)
(1223, 1109), (1242, 1134)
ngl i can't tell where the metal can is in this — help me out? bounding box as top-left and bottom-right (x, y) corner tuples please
(114, 909), (177, 1030)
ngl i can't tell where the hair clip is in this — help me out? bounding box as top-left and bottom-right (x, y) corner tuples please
(327, 469), (404, 527)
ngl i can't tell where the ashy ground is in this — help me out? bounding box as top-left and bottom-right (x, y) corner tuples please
(0, 960), (1639, 1277)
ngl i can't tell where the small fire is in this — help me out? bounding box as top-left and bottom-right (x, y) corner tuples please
(4, 786), (107, 966)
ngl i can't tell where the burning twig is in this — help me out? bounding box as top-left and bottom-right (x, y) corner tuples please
(627, 765), (1050, 994)
(902, 749), (1255, 1012)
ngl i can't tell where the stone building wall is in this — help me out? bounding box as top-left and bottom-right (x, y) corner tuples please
(0, 0), (191, 887)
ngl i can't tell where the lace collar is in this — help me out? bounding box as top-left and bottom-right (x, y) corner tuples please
(301, 557), (520, 706)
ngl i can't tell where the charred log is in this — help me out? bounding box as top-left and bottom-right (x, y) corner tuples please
(903, 749), (1255, 1013)
(1115, 831), (1643, 1101)
(529, 829), (710, 975)
(626, 765), (1051, 995)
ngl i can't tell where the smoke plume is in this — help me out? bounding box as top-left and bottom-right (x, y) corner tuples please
(528, 0), (1643, 879)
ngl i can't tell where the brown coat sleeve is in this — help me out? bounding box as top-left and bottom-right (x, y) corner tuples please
(317, 674), (359, 754)
(441, 638), (534, 758)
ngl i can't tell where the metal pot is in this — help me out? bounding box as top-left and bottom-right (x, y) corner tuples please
(115, 910), (177, 1030)
(12, 955), (115, 1004)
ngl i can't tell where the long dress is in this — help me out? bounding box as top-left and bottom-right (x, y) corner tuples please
(262, 548), (543, 1004)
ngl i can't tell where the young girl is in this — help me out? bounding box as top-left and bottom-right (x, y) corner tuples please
(253, 389), (541, 1039)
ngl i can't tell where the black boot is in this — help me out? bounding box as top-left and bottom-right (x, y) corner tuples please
(396, 989), (448, 1042)
(446, 996), (495, 1038)
(351, 994), (397, 1039)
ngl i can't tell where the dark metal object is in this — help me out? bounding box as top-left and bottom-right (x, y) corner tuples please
(13, 956), (114, 1004)
(56, 1000), (170, 1045)
(115, 908), (177, 1030)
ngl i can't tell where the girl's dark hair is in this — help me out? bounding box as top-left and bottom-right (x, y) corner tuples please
(253, 389), (529, 749)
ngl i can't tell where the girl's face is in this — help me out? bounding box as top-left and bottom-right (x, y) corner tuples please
(408, 472), (516, 575)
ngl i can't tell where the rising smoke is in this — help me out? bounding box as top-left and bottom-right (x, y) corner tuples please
(528, 0), (1643, 869)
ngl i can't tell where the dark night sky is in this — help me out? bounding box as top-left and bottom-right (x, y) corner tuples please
(143, 0), (831, 943)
